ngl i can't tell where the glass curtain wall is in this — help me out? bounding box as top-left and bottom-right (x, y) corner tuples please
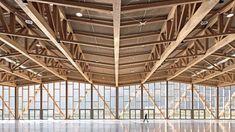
(144, 82), (166, 119)
(3, 80), (235, 120)
(0, 86), (15, 119)
(18, 84), (40, 119)
(93, 85), (116, 119)
(118, 85), (141, 119)
(42, 81), (66, 119)
(67, 81), (91, 119)
(193, 85), (217, 119)
(219, 85), (235, 119)
(168, 82), (191, 119)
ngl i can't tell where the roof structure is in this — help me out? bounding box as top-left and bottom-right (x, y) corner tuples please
(0, 0), (235, 87)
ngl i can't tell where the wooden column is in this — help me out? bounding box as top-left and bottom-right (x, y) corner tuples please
(40, 83), (43, 120)
(65, 80), (68, 119)
(166, 81), (169, 119)
(140, 84), (144, 119)
(90, 84), (93, 119)
(15, 86), (19, 120)
(115, 86), (119, 119)
(191, 83), (194, 119)
(216, 86), (219, 119)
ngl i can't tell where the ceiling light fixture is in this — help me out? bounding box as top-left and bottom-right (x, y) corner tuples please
(139, 21), (147, 26)
(25, 19), (33, 25)
(36, 44), (41, 47)
(200, 20), (208, 26)
(226, 13), (234, 18)
(76, 12), (83, 17)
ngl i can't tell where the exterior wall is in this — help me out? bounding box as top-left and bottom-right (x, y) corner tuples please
(0, 80), (235, 119)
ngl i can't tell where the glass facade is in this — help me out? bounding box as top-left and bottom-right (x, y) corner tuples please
(18, 84), (40, 119)
(1, 80), (235, 120)
(168, 82), (191, 119)
(0, 86), (15, 119)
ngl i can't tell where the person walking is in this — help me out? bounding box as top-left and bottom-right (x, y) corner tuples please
(143, 113), (149, 123)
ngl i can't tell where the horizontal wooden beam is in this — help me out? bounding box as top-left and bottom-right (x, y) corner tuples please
(67, 15), (113, 28)
(67, 15), (166, 28)
(121, 0), (202, 14)
(121, 31), (235, 49)
(0, 82), (16, 87)
(0, 32), (113, 49)
(73, 30), (113, 40)
(28, 0), (112, 14)
(121, 15), (167, 28)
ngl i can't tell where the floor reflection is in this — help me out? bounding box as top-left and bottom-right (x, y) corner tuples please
(0, 120), (234, 132)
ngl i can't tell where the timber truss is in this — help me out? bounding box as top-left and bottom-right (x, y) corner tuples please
(0, 0), (235, 87)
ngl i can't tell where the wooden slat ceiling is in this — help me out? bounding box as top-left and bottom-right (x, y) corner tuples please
(0, 0), (235, 87)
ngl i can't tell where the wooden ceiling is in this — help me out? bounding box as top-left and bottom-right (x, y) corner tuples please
(0, 0), (235, 87)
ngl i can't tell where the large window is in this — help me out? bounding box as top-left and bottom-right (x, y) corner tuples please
(0, 86), (15, 119)
(67, 81), (91, 119)
(193, 85), (217, 119)
(168, 82), (191, 119)
(218, 86), (235, 119)
(144, 82), (166, 119)
(119, 85), (141, 119)
(42, 82), (66, 119)
(93, 85), (116, 119)
(18, 84), (40, 120)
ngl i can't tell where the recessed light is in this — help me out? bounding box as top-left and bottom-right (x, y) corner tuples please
(50, 3), (53, 6)
(226, 13), (234, 18)
(76, 12), (83, 17)
(36, 44), (41, 47)
(139, 21), (146, 26)
(25, 19), (33, 25)
(200, 20), (208, 26)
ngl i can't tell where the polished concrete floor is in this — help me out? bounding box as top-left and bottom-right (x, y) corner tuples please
(0, 120), (234, 132)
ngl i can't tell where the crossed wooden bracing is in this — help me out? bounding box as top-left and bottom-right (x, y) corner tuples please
(0, 0), (235, 87)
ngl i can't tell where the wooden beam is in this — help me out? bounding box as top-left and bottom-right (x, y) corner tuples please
(0, 82), (16, 87)
(219, 81), (235, 87)
(0, 64), (41, 83)
(0, 31), (113, 49)
(113, 0), (121, 86)
(67, 15), (113, 28)
(193, 62), (235, 84)
(27, 0), (112, 14)
(121, 15), (167, 28)
(0, 35), (67, 80)
(168, 34), (235, 81)
(73, 30), (113, 40)
(121, 31), (235, 49)
(122, 0), (202, 14)
(67, 15), (166, 28)
(15, 1), (91, 83)
(142, 0), (218, 83)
